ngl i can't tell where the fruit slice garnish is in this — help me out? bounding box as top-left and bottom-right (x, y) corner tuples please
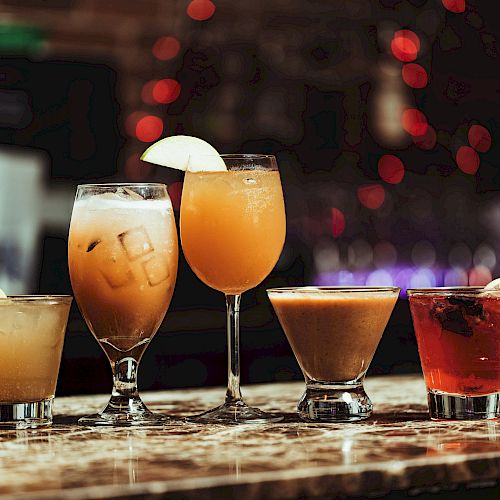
(0, 288), (7, 298)
(484, 278), (500, 290)
(140, 135), (226, 172)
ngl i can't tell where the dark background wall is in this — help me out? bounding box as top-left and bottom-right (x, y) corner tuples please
(0, 0), (498, 395)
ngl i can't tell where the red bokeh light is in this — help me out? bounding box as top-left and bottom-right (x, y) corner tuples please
(391, 30), (420, 62)
(187, 0), (216, 21)
(141, 80), (158, 105)
(152, 79), (181, 104)
(378, 155), (405, 184)
(125, 111), (147, 136)
(468, 124), (491, 153)
(412, 125), (437, 150)
(456, 145), (480, 174)
(331, 208), (346, 238)
(402, 63), (428, 89)
(135, 115), (163, 142)
(168, 181), (183, 210)
(469, 265), (492, 286)
(357, 184), (385, 210)
(152, 36), (180, 61)
(402, 108), (428, 137)
(124, 153), (152, 182)
(442, 0), (466, 14)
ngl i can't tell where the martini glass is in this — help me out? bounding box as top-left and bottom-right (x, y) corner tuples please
(68, 183), (178, 426)
(180, 154), (286, 423)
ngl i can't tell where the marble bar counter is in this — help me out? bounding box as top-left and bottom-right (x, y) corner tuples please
(0, 374), (499, 499)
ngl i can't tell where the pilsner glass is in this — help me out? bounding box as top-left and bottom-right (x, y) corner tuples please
(180, 154), (286, 424)
(68, 183), (178, 426)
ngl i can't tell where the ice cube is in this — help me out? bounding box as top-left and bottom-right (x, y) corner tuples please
(116, 187), (144, 200)
(142, 257), (170, 287)
(100, 261), (135, 289)
(118, 226), (154, 261)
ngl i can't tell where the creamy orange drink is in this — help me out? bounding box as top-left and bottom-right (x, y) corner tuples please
(0, 295), (72, 428)
(68, 184), (178, 426)
(181, 169), (285, 294)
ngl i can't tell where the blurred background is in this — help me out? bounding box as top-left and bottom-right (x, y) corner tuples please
(0, 0), (498, 395)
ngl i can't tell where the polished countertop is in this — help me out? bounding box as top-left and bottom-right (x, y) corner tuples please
(0, 374), (498, 499)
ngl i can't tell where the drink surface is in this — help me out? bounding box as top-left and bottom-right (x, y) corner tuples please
(409, 294), (500, 395)
(68, 194), (178, 360)
(180, 169), (285, 295)
(0, 300), (70, 402)
(269, 291), (398, 382)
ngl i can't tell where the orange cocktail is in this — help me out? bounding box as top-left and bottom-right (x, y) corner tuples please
(181, 169), (285, 294)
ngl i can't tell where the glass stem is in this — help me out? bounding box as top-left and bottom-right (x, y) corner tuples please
(110, 357), (140, 409)
(225, 294), (243, 404)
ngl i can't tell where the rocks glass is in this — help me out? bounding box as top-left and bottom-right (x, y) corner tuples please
(268, 287), (399, 422)
(408, 287), (499, 420)
(0, 296), (72, 429)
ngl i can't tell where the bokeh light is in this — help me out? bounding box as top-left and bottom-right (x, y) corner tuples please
(391, 30), (420, 62)
(378, 154), (405, 184)
(411, 240), (436, 268)
(135, 115), (163, 142)
(187, 0), (216, 21)
(152, 36), (180, 61)
(125, 111), (147, 136)
(373, 241), (398, 268)
(314, 243), (340, 273)
(357, 184), (385, 209)
(124, 153), (152, 182)
(448, 242), (472, 269)
(366, 269), (394, 286)
(331, 207), (346, 238)
(141, 80), (158, 105)
(469, 265), (492, 286)
(348, 239), (373, 269)
(168, 181), (183, 210)
(473, 244), (496, 270)
(402, 108), (428, 137)
(456, 145), (480, 174)
(409, 268), (437, 288)
(442, 0), (466, 14)
(468, 124), (492, 153)
(444, 268), (468, 286)
(402, 63), (428, 89)
(153, 79), (181, 104)
(412, 125), (437, 150)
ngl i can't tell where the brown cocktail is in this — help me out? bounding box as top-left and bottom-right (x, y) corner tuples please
(267, 287), (399, 421)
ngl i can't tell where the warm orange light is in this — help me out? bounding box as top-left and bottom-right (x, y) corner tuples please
(187, 0), (216, 21)
(456, 145), (480, 174)
(402, 63), (428, 89)
(378, 155), (405, 184)
(152, 79), (181, 104)
(135, 115), (163, 142)
(357, 184), (385, 210)
(152, 36), (180, 61)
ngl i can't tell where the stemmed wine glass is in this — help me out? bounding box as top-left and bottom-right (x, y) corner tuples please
(180, 154), (286, 423)
(68, 183), (178, 425)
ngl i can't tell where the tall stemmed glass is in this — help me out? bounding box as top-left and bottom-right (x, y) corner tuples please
(68, 183), (178, 426)
(180, 154), (286, 423)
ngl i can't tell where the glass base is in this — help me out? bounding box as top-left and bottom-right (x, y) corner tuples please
(78, 395), (167, 427)
(188, 399), (283, 424)
(0, 398), (53, 429)
(298, 382), (373, 422)
(428, 390), (500, 420)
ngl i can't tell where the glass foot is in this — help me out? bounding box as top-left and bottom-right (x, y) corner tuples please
(298, 382), (373, 422)
(78, 395), (167, 427)
(428, 390), (500, 420)
(188, 400), (283, 424)
(0, 398), (53, 429)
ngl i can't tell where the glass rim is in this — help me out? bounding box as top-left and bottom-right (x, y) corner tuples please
(0, 295), (73, 303)
(189, 154), (276, 159)
(267, 286), (400, 294)
(407, 286), (496, 295)
(76, 183), (167, 189)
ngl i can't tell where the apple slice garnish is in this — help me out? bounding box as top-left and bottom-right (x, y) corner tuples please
(0, 288), (7, 298)
(140, 135), (226, 172)
(484, 278), (500, 290)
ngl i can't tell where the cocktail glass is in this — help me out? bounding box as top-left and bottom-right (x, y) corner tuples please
(267, 287), (400, 422)
(0, 295), (72, 429)
(407, 287), (499, 420)
(180, 154), (286, 423)
(68, 183), (178, 426)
